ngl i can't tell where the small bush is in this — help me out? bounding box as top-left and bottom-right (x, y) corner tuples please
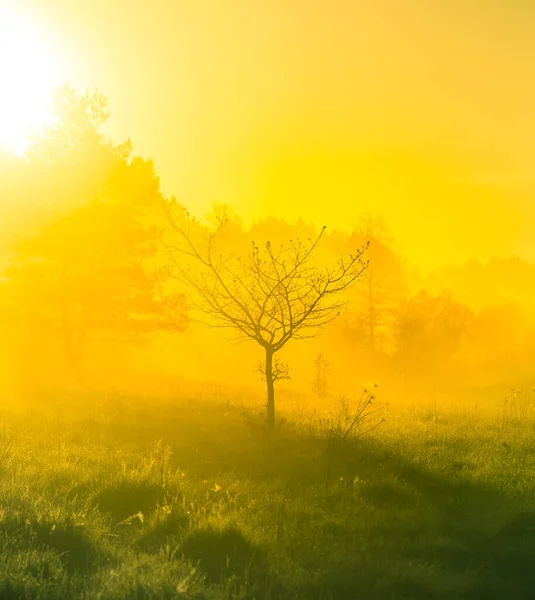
(91, 481), (166, 524)
(0, 516), (103, 573)
(137, 507), (190, 552)
(181, 524), (267, 583)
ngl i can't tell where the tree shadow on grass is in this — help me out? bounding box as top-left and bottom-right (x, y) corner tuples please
(461, 511), (535, 600)
(306, 567), (444, 600)
(314, 438), (535, 600)
(358, 480), (415, 508)
(79, 402), (535, 598)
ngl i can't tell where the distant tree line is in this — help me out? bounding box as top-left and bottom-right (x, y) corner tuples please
(1, 86), (534, 419)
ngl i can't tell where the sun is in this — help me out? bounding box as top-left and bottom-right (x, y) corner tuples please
(0, 5), (61, 156)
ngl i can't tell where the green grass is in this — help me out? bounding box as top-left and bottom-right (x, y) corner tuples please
(0, 393), (534, 599)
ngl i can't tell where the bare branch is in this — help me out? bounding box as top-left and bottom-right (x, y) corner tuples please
(161, 204), (368, 348)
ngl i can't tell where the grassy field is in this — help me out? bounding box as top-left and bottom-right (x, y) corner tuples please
(0, 390), (534, 599)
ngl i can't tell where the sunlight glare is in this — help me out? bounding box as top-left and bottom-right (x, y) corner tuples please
(0, 5), (61, 156)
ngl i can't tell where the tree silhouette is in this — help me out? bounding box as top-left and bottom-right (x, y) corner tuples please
(352, 216), (405, 354)
(27, 84), (117, 164)
(161, 204), (368, 432)
(5, 86), (187, 390)
(311, 353), (331, 400)
(394, 290), (473, 380)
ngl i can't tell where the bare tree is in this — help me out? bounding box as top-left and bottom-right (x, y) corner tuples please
(352, 216), (405, 353)
(311, 353), (331, 401)
(161, 203), (368, 433)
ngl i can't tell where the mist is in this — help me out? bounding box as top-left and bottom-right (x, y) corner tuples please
(1, 3), (535, 598)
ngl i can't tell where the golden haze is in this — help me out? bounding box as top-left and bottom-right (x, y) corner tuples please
(11, 0), (535, 270)
(0, 1), (534, 407)
(1, 5), (535, 598)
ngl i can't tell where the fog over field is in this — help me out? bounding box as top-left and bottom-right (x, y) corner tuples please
(0, 1), (535, 598)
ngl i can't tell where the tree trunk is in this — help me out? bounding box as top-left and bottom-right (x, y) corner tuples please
(60, 261), (91, 392)
(265, 346), (275, 433)
(367, 274), (376, 352)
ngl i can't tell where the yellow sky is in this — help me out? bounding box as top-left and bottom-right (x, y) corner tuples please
(15, 0), (535, 270)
